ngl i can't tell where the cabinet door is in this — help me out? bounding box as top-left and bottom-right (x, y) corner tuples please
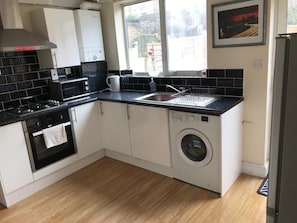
(100, 101), (131, 155)
(31, 8), (80, 68)
(70, 101), (102, 159)
(128, 105), (171, 167)
(0, 122), (33, 194)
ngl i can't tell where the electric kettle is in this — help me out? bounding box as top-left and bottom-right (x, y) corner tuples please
(106, 75), (120, 91)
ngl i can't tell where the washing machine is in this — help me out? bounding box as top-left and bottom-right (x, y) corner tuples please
(169, 110), (222, 194)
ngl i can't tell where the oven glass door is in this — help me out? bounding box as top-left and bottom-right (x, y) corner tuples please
(29, 123), (75, 170)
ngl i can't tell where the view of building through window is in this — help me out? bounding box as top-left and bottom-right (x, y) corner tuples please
(287, 0), (297, 32)
(124, 0), (207, 74)
(124, 1), (162, 74)
(165, 0), (207, 71)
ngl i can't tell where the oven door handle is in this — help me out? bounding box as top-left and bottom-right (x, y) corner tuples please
(32, 122), (71, 137)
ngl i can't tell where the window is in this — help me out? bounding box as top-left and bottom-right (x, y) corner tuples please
(123, 0), (207, 75)
(165, 0), (207, 71)
(287, 0), (297, 33)
(124, 0), (162, 74)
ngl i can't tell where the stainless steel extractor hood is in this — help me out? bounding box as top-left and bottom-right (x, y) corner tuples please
(0, 0), (57, 52)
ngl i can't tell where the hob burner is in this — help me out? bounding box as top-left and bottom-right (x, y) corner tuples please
(8, 100), (61, 116)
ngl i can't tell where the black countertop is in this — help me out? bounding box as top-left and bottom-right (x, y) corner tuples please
(0, 91), (243, 127)
(0, 112), (20, 127)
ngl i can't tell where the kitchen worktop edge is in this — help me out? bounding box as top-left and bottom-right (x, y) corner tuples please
(0, 91), (243, 126)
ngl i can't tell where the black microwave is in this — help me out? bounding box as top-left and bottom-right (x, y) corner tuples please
(49, 77), (90, 101)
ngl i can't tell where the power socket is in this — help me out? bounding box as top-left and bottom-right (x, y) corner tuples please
(65, 67), (71, 75)
(50, 68), (58, 80)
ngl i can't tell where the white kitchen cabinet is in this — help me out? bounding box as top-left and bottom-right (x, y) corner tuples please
(30, 8), (80, 68)
(70, 101), (103, 159)
(100, 101), (131, 155)
(128, 105), (171, 167)
(0, 122), (33, 194)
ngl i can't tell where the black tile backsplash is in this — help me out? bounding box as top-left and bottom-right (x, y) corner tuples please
(226, 69), (243, 78)
(2, 58), (20, 66)
(217, 78), (234, 87)
(27, 88), (43, 96)
(0, 76), (6, 84)
(120, 69), (244, 97)
(208, 69), (225, 78)
(23, 72), (39, 80)
(235, 79), (243, 88)
(13, 65), (30, 74)
(0, 52), (243, 112)
(11, 90), (27, 100)
(201, 78), (217, 87)
(0, 67), (13, 75)
(33, 79), (48, 88)
(7, 74), (23, 83)
(17, 81), (33, 90)
(39, 70), (51, 78)
(20, 56), (37, 64)
(0, 51), (52, 110)
(0, 93), (10, 102)
(0, 84), (17, 93)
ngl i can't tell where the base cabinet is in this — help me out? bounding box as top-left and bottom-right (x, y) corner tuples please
(100, 101), (131, 155)
(128, 105), (171, 167)
(100, 101), (171, 167)
(70, 101), (102, 159)
(0, 122), (33, 194)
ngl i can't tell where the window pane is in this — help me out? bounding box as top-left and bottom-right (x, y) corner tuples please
(165, 0), (207, 71)
(124, 0), (162, 74)
(287, 0), (297, 33)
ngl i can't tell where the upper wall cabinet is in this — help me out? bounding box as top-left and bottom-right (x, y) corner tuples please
(30, 8), (81, 69)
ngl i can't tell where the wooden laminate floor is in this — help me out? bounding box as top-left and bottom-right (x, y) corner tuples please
(0, 158), (267, 223)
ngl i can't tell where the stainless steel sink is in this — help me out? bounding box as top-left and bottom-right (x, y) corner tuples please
(136, 92), (218, 107)
(136, 92), (177, 102)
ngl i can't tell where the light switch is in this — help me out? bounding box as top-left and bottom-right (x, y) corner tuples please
(253, 59), (264, 69)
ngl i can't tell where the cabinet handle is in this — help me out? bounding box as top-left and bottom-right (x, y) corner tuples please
(99, 102), (103, 115)
(126, 105), (130, 120)
(72, 108), (77, 123)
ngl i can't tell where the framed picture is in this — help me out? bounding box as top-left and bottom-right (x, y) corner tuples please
(212, 0), (266, 48)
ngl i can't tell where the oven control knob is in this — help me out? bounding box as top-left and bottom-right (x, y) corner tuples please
(36, 121), (41, 127)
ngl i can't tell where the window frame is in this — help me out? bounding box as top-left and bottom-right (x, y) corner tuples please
(121, 0), (207, 75)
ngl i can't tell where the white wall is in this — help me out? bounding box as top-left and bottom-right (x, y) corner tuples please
(208, 0), (271, 171)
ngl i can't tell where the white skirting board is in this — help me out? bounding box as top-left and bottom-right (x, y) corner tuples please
(105, 150), (173, 178)
(2, 150), (105, 208)
(1, 147), (268, 208)
(241, 161), (269, 178)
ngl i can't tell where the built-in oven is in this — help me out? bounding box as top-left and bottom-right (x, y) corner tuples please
(22, 107), (76, 171)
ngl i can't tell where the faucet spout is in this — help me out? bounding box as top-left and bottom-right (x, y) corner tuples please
(166, 85), (182, 93)
(166, 85), (191, 97)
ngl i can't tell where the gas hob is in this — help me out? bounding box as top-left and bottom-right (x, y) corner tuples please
(7, 100), (66, 117)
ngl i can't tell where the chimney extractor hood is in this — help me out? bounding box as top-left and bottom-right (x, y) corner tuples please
(0, 0), (57, 52)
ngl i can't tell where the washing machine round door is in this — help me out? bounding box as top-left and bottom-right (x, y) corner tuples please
(176, 129), (213, 166)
